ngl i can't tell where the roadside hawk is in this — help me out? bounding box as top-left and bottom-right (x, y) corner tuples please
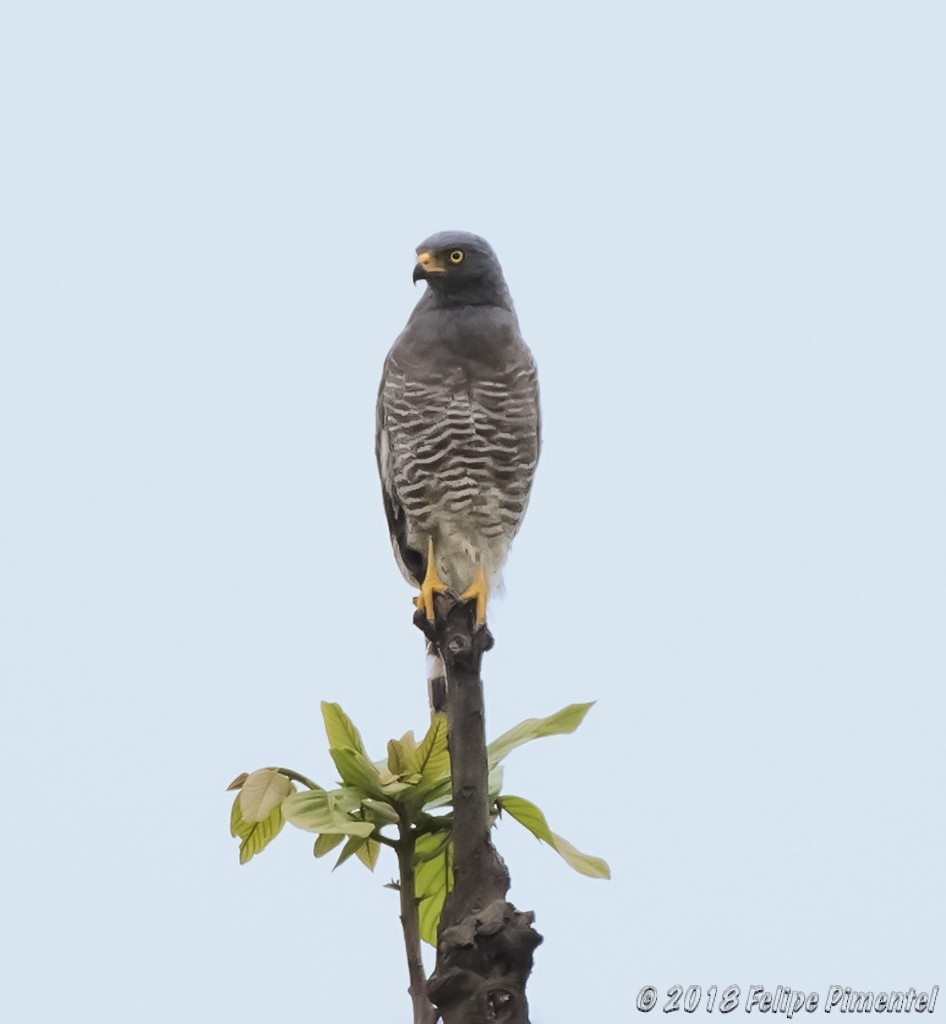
(376, 231), (540, 700)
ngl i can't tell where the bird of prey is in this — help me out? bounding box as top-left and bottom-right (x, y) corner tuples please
(376, 231), (540, 694)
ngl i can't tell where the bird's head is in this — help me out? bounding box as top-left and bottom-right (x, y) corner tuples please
(412, 231), (510, 307)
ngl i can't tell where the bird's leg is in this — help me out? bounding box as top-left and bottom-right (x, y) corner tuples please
(459, 562), (489, 625)
(414, 537), (449, 621)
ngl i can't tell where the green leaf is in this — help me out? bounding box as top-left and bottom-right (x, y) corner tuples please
(282, 789), (331, 829)
(230, 793), (285, 865)
(379, 777), (413, 797)
(487, 765), (504, 802)
(334, 787), (365, 813)
(399, 716), (450, 811)
(387, 731), (418, 776)
(321, 702), (368, 757)
(334, 834), (369, 869)
(498, 795), (550, 838)
(282, 790), (374, 837)
(238, 768), (294, 823)
(413, 829), (450, 863)
(418, 781), (451, 811)
(499, 795), (611, 879)
(412, 713), (450, 784)
(414, 830), (453, 946)
(230, 793), (244, 836)
(543, 831), (611, 880)
(387, 738), (410, 776)
(487, 702), (595, 768)
(313, 833), (345, 858)
(397, 730), (418, 758)
(355, 837), (381, 871)
(330, 748), (386, 798)
(362, 798), (401, 826)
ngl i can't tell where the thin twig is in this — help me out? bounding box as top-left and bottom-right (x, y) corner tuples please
(274, 767), (322, 791)
(397, 822), (437, 1024)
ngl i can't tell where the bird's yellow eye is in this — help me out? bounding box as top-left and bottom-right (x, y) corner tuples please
(449, 249), (464, 264)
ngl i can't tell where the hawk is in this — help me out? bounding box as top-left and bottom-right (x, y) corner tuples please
(376, 231), (540, 696)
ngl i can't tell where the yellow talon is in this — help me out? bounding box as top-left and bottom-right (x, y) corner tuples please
(415, 538), (449, 621)
(459, 563), (489, 625)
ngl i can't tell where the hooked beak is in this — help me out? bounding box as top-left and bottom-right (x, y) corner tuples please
(413, 250), (446, 284)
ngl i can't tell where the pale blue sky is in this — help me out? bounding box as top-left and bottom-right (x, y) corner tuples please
(1, 3), (943, 1021)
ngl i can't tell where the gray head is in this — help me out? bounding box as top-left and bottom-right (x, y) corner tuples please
(412, 230), (512, 308)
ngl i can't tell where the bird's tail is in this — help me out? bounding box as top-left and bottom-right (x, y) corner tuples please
(426, 640), (447, 712)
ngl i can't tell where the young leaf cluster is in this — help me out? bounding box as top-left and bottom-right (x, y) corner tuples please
(227, 700), (609, 944)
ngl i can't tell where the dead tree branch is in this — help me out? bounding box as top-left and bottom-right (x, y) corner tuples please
(416, 596), (543, 1024)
